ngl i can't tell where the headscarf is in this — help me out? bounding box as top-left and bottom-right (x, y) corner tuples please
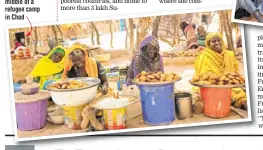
(180, 22), (189, 35)
(194, 32), (239, 76)
(29, 46), (67, 77)
(197, 26), (206, 38)
(51, 47), (65, 56)
(62, 45), (98, 79)
(127, 36), (164, 85)
(29, 46), (67, 89)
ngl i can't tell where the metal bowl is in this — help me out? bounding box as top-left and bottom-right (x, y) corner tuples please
(46, 77), (101, 106)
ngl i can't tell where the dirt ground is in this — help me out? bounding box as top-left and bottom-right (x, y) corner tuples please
(17, 100), (247, 139)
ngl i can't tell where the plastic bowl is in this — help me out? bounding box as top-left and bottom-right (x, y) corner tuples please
(46, 77), (101, 106)
(20, 83), (40, 95)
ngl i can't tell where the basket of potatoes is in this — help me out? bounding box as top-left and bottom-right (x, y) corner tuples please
(134, 71), (181, 85)
(189, 72), (245, 88)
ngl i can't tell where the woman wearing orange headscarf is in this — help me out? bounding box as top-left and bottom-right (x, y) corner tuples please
(62, 45), (108, 95)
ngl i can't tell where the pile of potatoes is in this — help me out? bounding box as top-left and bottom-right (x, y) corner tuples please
(48, 80), (88, 90)
(134, 71), (181, 83)
(163, 50), (200, 58)
(190, 72), (245, 86)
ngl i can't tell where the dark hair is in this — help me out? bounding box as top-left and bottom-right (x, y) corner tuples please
(192, 24), (196, 29)
(180, 22), (189, 32)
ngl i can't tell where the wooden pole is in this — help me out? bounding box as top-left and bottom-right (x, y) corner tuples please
(109, 21), (114, 48)
(152, 16), (161, 38)
(90, 22), (100, 45)
(124, 19), (128, 49)
(51, 25), (59, 46)
(34, 27), (38, 54)
(128, 18), (135, 55)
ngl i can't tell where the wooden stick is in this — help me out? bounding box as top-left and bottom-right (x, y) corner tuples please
(230, 106), (247, 118)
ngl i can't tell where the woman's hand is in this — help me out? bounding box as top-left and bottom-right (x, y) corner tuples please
(100, 74), (109, 95)
(26, 75), (33, 84)
(101, 84), (108, 95)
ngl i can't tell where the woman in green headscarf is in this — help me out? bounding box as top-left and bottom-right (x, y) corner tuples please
(27, 46), (68, 89)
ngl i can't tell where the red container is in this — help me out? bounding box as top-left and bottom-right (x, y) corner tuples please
(200, 87), (232, 118)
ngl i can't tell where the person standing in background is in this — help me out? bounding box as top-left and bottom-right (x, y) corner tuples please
(20, 38), (25, 47)
(13, 39), (22, 51)
(180, 21), (199, 50)
(48, 36), (56, 52)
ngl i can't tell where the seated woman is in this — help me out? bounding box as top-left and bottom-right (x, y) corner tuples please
(194, 32), (247, 110)
(196, 25), (207, 47)
(27, 46), (67, 90)
(62, 44), (108, 95)
(61, 44), (108, 131)
(126, 36), (164, 86)
(180, 22), (199, 50)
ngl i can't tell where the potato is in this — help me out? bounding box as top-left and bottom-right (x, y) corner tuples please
(160, 74), (166, 79)
(54, 84), (61, 89)
(192, 76), (200, 82)
(173, 75), (180, 80)
(67, 85), (72, 89)
(150, 79), (159, 82)
(140, 76), (146, 82)
(218, 81), (224, 85)
(157, 71), (162, 76)
(224, 78), (230, 81)
(235, 76), (241, 81)
(160, 76), (166, 82)
(204, 81), (212, 85)
(233, 79), (240, 85)
(69, 80), (80, 85)
(147, 75), (155, 79)
(141, 71), (147, 76)
(146, 77), (151, 82)
(166, 76), (174, 82)
(202, 74), (209, 80)
(219, 75), (226, 81)
(135, 78), (140, 83)
(227, 75), (235, 79)
(62, 84), (68, 89)
(153, 74), (160, 80)
(229, 72), (238, 76)
(239, 80), (244, 84)
(209, 79), (216, 84)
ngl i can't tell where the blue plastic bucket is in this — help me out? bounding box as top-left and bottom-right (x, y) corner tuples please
(14, 83), (21, 93)
(138, 82), (175, 125)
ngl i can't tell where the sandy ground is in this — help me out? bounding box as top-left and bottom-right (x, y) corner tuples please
(17, 100), (247, 139)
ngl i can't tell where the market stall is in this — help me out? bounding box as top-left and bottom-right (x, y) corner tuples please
(9, 10), (249, 140)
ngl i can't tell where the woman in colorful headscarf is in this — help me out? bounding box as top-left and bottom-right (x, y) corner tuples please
(27, 46), (67, 89)
(62, 45), (108, 95)
(194, 32), (247, 110)
(197, 25), (207, 47)
(180, 22), (199, 50)
(126, 36), (164, 86)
